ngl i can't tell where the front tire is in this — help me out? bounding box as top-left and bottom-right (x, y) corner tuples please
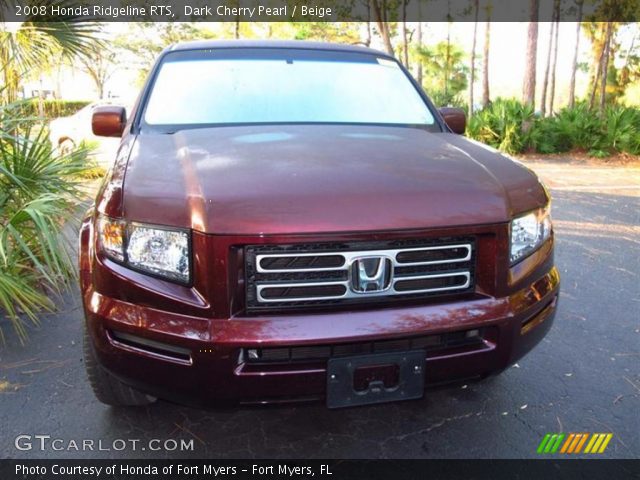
(58, 138), (75, 156)
(83, 324), (156, 407)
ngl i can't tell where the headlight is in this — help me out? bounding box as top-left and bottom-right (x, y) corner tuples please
(97, 215), (191, 284)
(510, 206), (552, 265)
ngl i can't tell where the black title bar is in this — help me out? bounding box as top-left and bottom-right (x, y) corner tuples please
(1, 0), (639, 22)
(1, 459), (640, 480)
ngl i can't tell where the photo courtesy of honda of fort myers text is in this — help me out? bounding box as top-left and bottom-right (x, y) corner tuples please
(0, 0), (639, 479)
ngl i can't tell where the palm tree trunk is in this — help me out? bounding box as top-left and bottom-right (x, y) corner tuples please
(402, 1), (409, 68)
(365, 0), (372, 47)
(1, 43), (14, 103)
(371, 0), (394, 56)
(1, 38), (19, 103)
(38, 76), (44, 117)
(568, 2), (583, 108)
(599, 22), (613, 113)
(416, 21), (423, 85)
(445, 22), (452, 101)
(482, 11), (491, 108)
(469, 0), (479, 115)
(522, 0), (540, 106)
(589, 24), (607, 109)
(540, 21), (555, 117)
(548, 2), (561, 115)
(623, 30), (637, 67)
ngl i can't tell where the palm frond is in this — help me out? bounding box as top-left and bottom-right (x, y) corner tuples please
(0, 98), (95, 343)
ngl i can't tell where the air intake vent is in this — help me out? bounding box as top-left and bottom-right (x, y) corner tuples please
(243, 328), (487, 364)
(109, 330), (192, 365)
(245, 237), (476, 312)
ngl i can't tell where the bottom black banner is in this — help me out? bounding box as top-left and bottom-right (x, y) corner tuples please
(2, 459), (639, 480)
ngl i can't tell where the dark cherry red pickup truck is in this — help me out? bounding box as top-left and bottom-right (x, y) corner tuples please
(80, 40), (559, 408)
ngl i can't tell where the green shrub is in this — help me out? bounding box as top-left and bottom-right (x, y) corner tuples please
(468, 100), (640, 157)
(0, 103), (96, 343)
(553, 103), (603, 151)
(602, 105), (640, 155)
(529, 116), (573, 154)
(18, 99), (91, 120)
(466, 99), (536, 154)
(429, 90), (467, 112)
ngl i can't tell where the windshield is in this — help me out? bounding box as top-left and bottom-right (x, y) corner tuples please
(142, 49), (436, 129)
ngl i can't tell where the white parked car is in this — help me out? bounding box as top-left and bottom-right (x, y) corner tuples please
(49, 102), (125, 155)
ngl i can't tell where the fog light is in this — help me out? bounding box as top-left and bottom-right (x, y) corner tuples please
(465, 329), (480, 338)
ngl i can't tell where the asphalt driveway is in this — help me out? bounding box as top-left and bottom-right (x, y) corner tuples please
(1, 157), (638, 459)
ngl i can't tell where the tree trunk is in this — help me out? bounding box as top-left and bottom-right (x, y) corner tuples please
(589, 24), (607, 109)
(365, 0), (372, 47)
(371, 0), (394, 56)
(599, 22), (613, 113)
(623, 30), (637, 68)
(540, 21), (555, 117)
(416, 21), (423, 85)
(54, 54), (64, 99)
(38, 76), (45, 117)
(482, 11), (491, 108)
(522, 0), (539, 106)
(402, 1), (409, 68)
(568, 1), (583, 108)
(445, 22), (452, 101)
(548, 1), (561, 115)
(1, 44), (19, 103)
(469, 0), (479, 115)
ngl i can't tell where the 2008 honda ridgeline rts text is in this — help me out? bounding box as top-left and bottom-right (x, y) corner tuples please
(80, 41), (559, 408)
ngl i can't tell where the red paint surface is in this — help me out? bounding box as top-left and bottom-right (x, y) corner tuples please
(80, 43), (558, 406)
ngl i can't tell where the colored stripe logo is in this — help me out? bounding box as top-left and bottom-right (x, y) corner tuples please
(537, 433), (613, 454)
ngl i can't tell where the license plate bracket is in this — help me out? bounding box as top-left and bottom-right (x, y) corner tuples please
(326, 350), (425, 408)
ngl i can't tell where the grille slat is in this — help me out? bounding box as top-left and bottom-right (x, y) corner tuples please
(258, 282), (348, 302)
(244, 328), (488, 364)
(394, 271), (470, 293)
(394, 244), (472, 265)
(246, 238), (476, 312)
(258, 254), (346, 272)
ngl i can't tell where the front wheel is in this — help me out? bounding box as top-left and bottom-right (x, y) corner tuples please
(83, 324), (156, 407)
(58, 138), (75, 156)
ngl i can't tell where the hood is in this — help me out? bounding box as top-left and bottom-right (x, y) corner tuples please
(121, 125), (547, 235)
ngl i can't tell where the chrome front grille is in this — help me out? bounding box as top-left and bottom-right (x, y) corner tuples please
(245, 238), (476, 312)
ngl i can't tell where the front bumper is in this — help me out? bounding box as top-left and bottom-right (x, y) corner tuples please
(82, 267), (559, 407)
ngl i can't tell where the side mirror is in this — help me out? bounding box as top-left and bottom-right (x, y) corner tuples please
(92, 106), (126, 137)
(439, 107), (466, 135)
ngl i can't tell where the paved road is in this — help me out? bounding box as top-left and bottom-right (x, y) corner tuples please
(1, 159), (638, 459)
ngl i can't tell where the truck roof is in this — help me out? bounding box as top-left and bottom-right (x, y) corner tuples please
(169, 39), (391, 58)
